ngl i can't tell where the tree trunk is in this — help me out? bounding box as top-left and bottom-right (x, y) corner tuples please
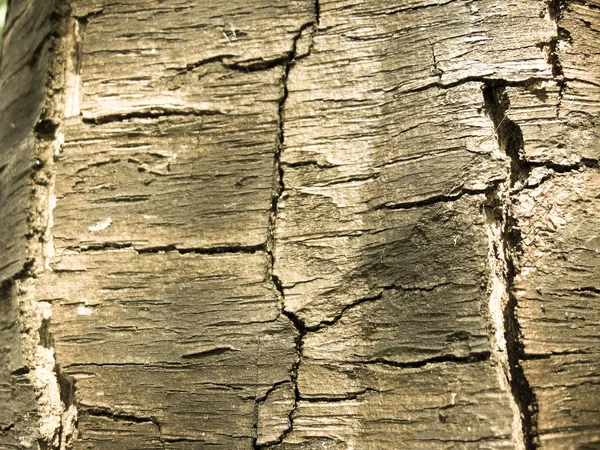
(1, 0), (599, 449)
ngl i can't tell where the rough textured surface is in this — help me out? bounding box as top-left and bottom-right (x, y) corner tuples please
(1, 0), (600, 448)
(499, 0), (600, 166)
(0, 0), (71, 448)
(513, 170), (600, 447)
(36, 250), (296, 446)
(69, 0), (315, 119)
(256, 382), (296, 446)
(514, 171), (600, 357)
(0, 0), (55, 281)
(74, 415), (163, 450)
(276, 193), (496, 329)
(522, 354), (600, 449)
(502, 2), (600, 447)
(289, 360), (515, 449)
(54, 108), (280, 250)
(0, 285), (41, 449)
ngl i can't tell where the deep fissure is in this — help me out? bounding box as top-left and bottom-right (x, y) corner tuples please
(82, 108), (224, 125)
(15, 0), (81, 448)
(376, 186), (492, 211)
(305, 282), (450, 332)
(79, 406), (161, 431)
(300, 387), (380, 403)
(477, 4), (583, 445)
(482, 83), (540, 450)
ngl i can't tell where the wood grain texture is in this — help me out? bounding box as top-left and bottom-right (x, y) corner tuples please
(501, 3), (600, 444)
(74, 416), (163, 450)
(276, 0), (557, 326)
(558, 0), (600, 126)
(32, 0), (317, 447)
(276, 193), (494, 335)
(274, 0), (600, 447)
(256, 382), (296, 446)
(53, 0), (315, 251)
(522, 354), (600, 449)
(500, 0), (600, 166)
(302, 281), (491, 364)
(502, 83), (598, 165)
(272, 0), (559, 446)
(514, 170), (600, 357)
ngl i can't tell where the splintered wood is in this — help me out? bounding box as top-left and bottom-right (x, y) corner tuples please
(0, 0), (599, 448)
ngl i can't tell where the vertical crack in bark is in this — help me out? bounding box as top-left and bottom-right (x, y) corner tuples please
(482, 85), (539, 450)
(13, 1), (79, 448)
(547, 0), (570, 118)
(256, 2), (320, 448)
(430, 41), (443, 81)
(258, 43), (303, 450)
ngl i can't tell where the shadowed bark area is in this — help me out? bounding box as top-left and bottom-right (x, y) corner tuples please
(0, 0), (599, 449)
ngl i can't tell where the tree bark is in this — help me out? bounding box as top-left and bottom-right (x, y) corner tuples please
(1, 0), (599, 449)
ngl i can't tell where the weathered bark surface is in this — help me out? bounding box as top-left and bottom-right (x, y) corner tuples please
(514, 171), (600, 448)
(1, 0), (599, 449)
(0, 0), (55, 281)
(0, 0), (69, 448)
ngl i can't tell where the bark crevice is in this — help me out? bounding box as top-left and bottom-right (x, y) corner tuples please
(256, 2), (319, 448)
(300, 387), (381, 403)
(483, 83), (540, 450)
(547, 0), (570, 118)
(78, 407), (161, 432)
(400, 75), (552, 96)
(57, 242), (267, 256)
(81, 108), (224, 125)
(78, 406), (164, 448)
(376, 187), (491, 211)
(355, 351), (491, 369)
(305, 282), (451, 332)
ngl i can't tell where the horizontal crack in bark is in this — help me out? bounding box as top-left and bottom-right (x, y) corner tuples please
(375, 187), (492, 211)
(399, 75), (553, 96)
(520, 349), (593, 360)
(355, 351), (492, 369)
(299, 387), (381, 403)
(82, 108), (223, 125)
(57, 242), (267, 255)
(79, 406), (161, 433)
